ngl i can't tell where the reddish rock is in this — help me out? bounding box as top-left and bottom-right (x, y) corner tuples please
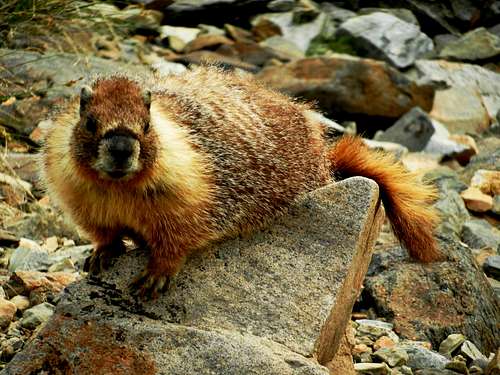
(5, 271), (79, 303)
(373, 336), (396, 351)
(256, 55), (435, 118)
(461, 187), (494, 212)
(364, 242), (500, 354)
(0, 298), (17, 329)
(184, 34), (234, 53)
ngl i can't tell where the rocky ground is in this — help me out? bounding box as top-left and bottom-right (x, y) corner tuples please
(0, 0), (499, 373)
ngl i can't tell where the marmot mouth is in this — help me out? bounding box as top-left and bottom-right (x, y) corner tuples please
(106, 170), (128, 179)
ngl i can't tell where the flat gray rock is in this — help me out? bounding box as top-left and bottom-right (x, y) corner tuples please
(5, 177), (384, 374)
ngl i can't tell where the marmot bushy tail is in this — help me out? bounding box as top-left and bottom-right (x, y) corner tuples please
(328, 135), (441, 262)
(41, 67), (441, 299)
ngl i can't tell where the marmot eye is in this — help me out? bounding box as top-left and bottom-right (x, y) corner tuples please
(144, 121), (150, 133)
(85, 117), (97, 133)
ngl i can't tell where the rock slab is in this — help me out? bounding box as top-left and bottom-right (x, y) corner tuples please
(5, 177), (384, 374)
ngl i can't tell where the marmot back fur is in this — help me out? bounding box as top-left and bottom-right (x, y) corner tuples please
(41, 67), (440, 298)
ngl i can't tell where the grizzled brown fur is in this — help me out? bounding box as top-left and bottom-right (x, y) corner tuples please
(41, 67), (440, 298)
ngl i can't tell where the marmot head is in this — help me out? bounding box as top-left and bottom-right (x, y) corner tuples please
(71, 77), (158, 182)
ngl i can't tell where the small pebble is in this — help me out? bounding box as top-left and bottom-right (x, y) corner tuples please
(20, 302), (55, 330)
(439, 333), (466, 357)
(9, 295), (30, 313)
(354, 362), (391, 374)
(0, 299), (17, 329)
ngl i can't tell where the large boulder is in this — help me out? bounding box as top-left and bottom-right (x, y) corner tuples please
(335, 12), (434, 68)
(406, 60), (500, 133)
(364, 240), (500, 354)
(256, 54), (435, 118)
(5, 177), (385, 374)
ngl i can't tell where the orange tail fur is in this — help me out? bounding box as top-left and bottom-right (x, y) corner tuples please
(328, 135), (441, 262)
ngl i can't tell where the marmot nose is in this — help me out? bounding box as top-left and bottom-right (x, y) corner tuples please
(108, 135), (135, 161)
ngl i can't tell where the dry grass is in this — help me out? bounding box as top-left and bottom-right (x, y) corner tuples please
(0, 0), (132, 49)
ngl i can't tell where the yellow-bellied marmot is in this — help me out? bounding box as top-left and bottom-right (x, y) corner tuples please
(41, 67), (440, 298)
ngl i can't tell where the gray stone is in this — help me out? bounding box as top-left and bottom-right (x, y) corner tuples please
(394, 366), (413, 375)
(252, 11), (327, 53)
(424, 120), (477, 160)
(4, 178), (385, 374)
(461, 219), (500, 251)
(363, 140), (408, 160)
(259, 36), (305, 59)
(355, 320), (397, 341)
(0, 49), (150, 136)
(490, 24), (500, 38)
(319, 3), (356, 24)
(461, 340), (487, 362)
(402, 345), (449, 370)
(158, 25), (200, 51)
(414, 370), (460, 375)
(484, 256), (500, 280)
(8, 241), (49, 272)
(424, 168), (468, 194)
(335, 12), (434, 68)
(439, 333), (466, 357)
(20, 302), (55, 330)
(377, 107), (435, 152)
(434, 34), (460, 54)
(267, 0), (295, 12)
(406, 60), (500, 133)
(374, 347), (409, 367)
(493, 195), (500, 215)
(440, 28), (500, 61)
(354, 362), (391, 374)
(434, 191), (470, 239)
(358, 8), (419, 25)
(47, 245), (94, 270)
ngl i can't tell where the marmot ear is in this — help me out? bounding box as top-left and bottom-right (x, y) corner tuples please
(143, 90), (151, 110)
(80, 85), (93, 115)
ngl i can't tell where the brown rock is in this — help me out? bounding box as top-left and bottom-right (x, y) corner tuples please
(327, 324), (356, 375)
(5, 178), (384, 374)
(217, 42), (288, 66)
(461, 187), (494, 212)
(373, 336), (396, 351)
(353, 344), (373, 355)
(0, 298), (16, 329)
(251, 18), (282, 42)
(470, 170), (500, 196)
(256, 55), (435, 118)
(224, 23), (254, 43)
(184, 34), (234, 53)
(5, 271), (79, 301)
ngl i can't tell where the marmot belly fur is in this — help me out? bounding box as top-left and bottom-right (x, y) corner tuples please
(41, 67), (441, 298)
